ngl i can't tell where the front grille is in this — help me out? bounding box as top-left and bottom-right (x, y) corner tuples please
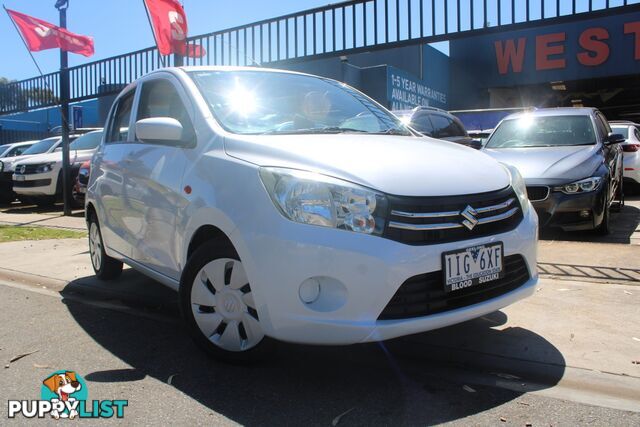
(526, 186), (550, 202)
(378, 255), (530, 320)
(384, 186), (523, 245)
(14, 164), (42, 175)
(13, 179), (51, 188)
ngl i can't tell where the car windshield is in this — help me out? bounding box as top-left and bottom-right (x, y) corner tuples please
(189, 70), (411, 136)
(486, 115), (596, 148)
(70, 131), (102, 150)
(611, 126), (629, 139)
(21, 137), (60, 155)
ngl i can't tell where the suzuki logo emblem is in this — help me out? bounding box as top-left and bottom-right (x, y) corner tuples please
(461, 205), (479, 230)
(19, 165), (26, 174)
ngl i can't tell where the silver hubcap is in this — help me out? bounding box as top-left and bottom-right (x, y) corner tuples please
(89, 222), (102, 271)
(191, 258), (263, 352)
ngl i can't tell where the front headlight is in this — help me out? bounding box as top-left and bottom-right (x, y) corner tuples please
(502, 164), (530, 215)
(553, 177), (602, 195)
(259, 167), (388, 235)
(0, 161), (4, 173)
(34, 163), (55, 174)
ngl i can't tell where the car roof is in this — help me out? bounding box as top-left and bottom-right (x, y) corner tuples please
(502, 107), (599, 121)
(4, 140), (38, 147)
(610, 123), (635, 128)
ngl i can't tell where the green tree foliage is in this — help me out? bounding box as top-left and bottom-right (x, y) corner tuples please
(0, 76), (58, 114)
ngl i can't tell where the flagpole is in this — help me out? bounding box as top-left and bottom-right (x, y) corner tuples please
(3, 6), (47, 77)
(141, 0), (166, 67)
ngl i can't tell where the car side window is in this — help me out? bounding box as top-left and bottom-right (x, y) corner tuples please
(136, 79), (195, 145)
(635, 128), (640, 141)
(6, 145), (28, 156)
(106, 91), (134, 143)
(430, 114), (465, 138)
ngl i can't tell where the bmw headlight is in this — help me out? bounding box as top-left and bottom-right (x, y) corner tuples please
(554, 177), (602, 195)
(260, 167), (388, 235)
(35, 163), (55, 174)
(502, 164), (530, 215)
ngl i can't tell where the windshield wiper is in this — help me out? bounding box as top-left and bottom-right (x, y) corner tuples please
(378, 128), (411, 136)
(261, 127), (369, 135)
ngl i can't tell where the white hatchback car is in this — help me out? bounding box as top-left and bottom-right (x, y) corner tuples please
(87, 67), (538, 361)
(610, 123), (640, 187)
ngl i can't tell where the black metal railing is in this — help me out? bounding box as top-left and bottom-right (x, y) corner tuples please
(0, 0), (638, 115)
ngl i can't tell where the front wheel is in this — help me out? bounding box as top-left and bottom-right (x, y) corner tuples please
(595, 192), (611, 236)
(88, 214), (123, 280)
(611, 170), (624, 213)
(34, 196), (56, 208)
(179, 241), (274, 363)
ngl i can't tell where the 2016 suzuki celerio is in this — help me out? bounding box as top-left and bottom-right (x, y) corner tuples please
(87, 67), (538, 361)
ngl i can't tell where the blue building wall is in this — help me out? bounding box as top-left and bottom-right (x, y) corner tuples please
(0, 99), (100, 132)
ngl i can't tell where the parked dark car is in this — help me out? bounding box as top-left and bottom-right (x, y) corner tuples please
(483, 108), (624, 234)
(393, 106), (482, 149)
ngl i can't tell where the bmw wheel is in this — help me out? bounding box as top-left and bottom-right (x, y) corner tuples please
(595, 191), (611, 236)
(88, 214), (123, 279)
(180, 241), (273, 362)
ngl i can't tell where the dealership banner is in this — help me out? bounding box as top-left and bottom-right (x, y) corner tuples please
(450, 10), (640, 86)
(387, 67), (448, 110)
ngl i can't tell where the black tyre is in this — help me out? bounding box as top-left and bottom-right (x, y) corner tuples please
(88, 214), (123, 280)
(34, 196), (56, 207)
(611, 170), (624, 213)
(179, 241), (274, 363)
(595, 192), (611, 236)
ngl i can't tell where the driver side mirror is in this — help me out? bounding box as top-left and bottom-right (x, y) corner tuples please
(135, 117), (193, 147)
(606, 133), (626, 145)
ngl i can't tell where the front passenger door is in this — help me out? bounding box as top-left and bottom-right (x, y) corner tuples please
(123, 76), (195, 280)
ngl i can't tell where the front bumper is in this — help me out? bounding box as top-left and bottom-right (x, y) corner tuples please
(532, 185), (606, 231)
(13, 171), (58, 196)
(231, 203), (538, 346)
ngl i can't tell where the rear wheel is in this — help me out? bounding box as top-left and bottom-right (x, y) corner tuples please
(88, 214), (123, 280)
(179, 241), (274, 363)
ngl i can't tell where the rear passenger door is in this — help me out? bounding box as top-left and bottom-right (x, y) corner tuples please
(95, 89), (136, 257)
(123, 75), (195, 280)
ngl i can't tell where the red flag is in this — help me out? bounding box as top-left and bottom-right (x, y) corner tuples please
(143, 0), (205, 58)
(5, 8), (94, 57)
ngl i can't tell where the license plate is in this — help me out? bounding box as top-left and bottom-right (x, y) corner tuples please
(442, 242), (504, 292)
(14, 175), (25, 181)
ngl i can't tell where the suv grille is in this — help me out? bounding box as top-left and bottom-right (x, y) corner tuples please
(526, 186), (549, 202)
(383, 187), (523, 245)
(378, 255), (530, 320)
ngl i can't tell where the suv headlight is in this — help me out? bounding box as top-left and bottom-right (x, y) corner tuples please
(554, 177), (602, 195)
(35, 163), (55, 174)
(502, 164), (530, 215)
(259, 167), (388, 235)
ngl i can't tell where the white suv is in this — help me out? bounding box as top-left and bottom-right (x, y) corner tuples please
(87, 67), (538, 361)
(13, 131), (102, 207)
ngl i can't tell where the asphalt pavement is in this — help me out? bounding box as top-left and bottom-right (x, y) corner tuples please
(0, 199), (638, 425)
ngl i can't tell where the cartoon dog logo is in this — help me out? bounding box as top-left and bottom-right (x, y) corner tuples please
(42, 371), (82, 419)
